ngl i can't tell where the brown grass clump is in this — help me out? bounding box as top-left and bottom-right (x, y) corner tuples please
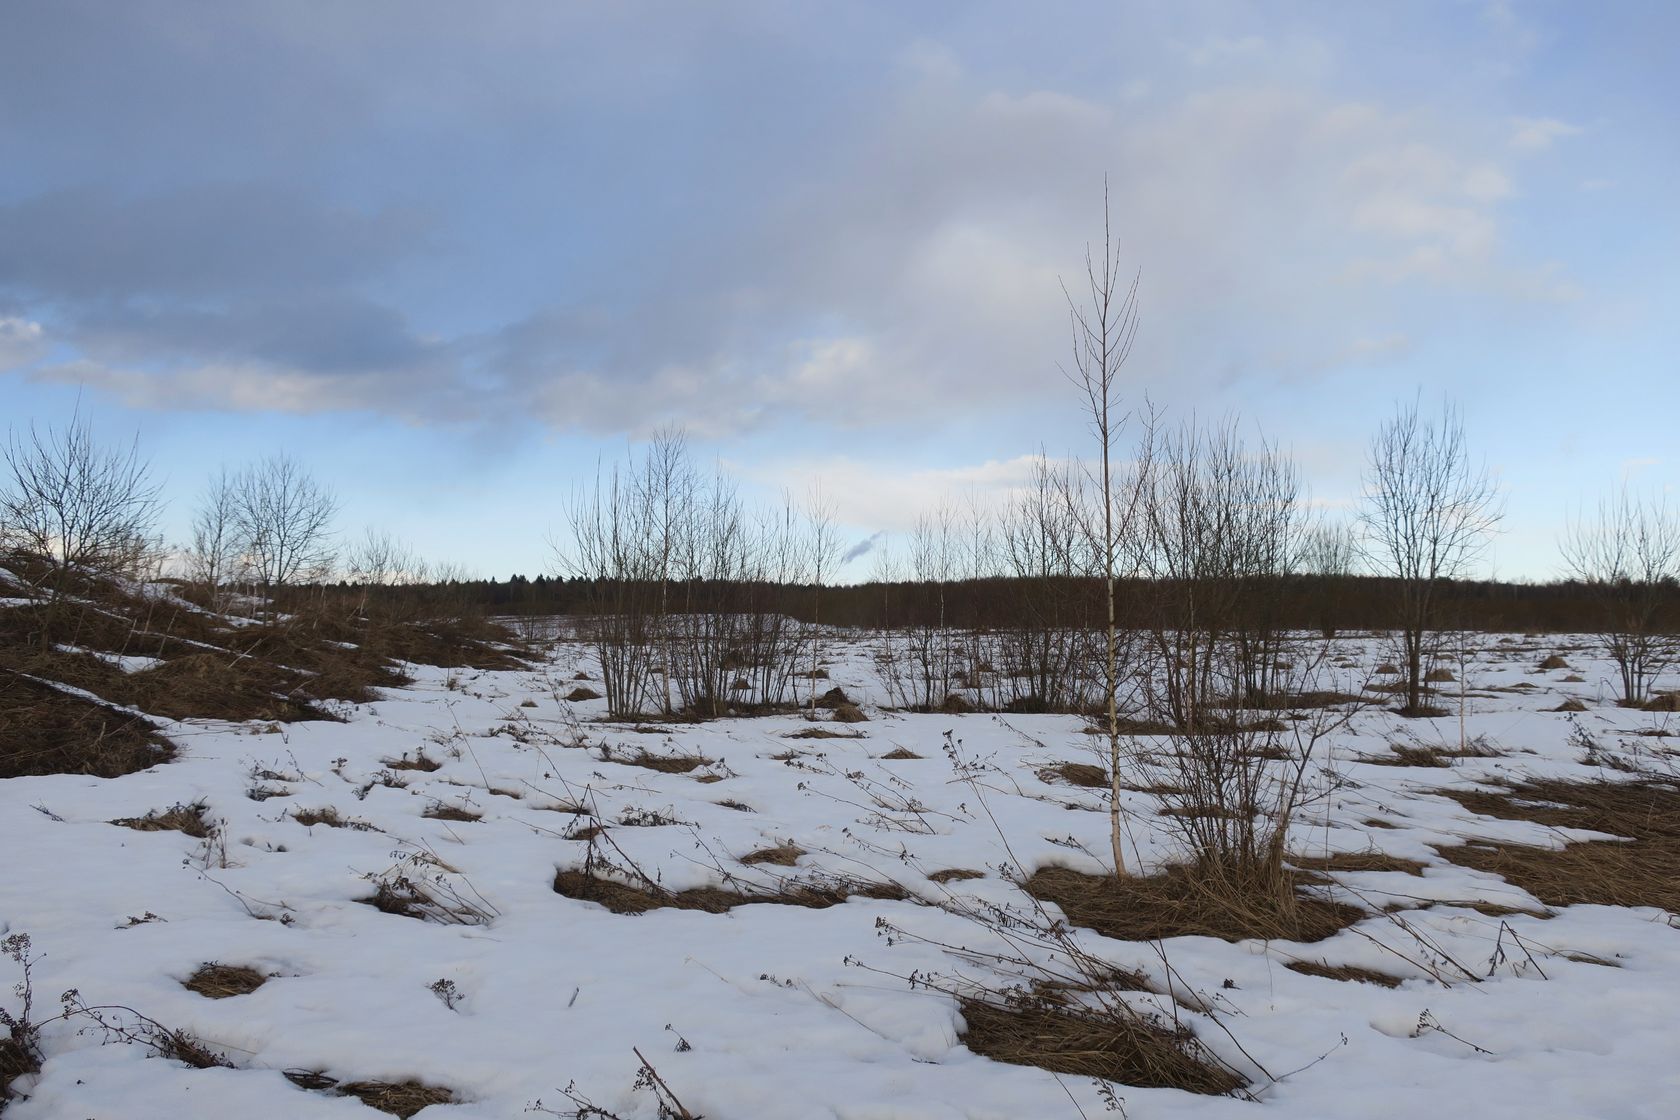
(879, 747), (922, 760)
(566, 685), (603, 702)
(1037, 761), (1109, 788)
(1642, 692), (1680, 712)
(1424, 667), (1456, 683)
(553, 868), (907, 915)
(1283, 960), (1403, 987)
(927, 868), (985, 884)
(383, 752), (441, 772)
(1024, 865), (1363, 944)
(783, 726), (863, 740)
(614, 749), (712, 774)
(1373, 663), (1400, 675)
(740, 843), (804, 866)
(1539, 655), (1570, 670)
(111, 801), (212, 839)
(422, 805), (481, 823)
(182, 963), (267, 999)
(1366, 740), (1500, 767)
(284, 1071), (454, 1118)
(1438, 778), (1680, 912)
(1289, 850), (1427, 876)
(0, 674), (173, 779)
(958, 998), (1245, 1096)
(292, 807), (376, 831)
(339, 1080), (456, 1118)
(1554, 698), (1588, 712)
(832, 702), (869, 724)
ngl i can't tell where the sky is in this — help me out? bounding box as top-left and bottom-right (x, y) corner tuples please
(2, 0), (1676, 582)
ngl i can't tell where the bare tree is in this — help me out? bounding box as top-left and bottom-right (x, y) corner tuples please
(186, 468), (246, 611)
(1560, 489), (1680, 705)
(1063, 189), (1145, 877)
(229, 454), (339, 600)
(1358, 398), (1501, 715)
(1, 411), (161, 643)
(803, 488), (842, 716)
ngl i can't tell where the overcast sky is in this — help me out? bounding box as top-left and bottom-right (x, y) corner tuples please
(3, 1), (1675, 581)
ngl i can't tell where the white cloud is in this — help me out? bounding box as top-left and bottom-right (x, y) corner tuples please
(0, 317), (46, 371)
(1509, 116), (1582, 152)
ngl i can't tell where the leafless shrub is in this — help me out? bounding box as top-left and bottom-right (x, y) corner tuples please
(1359, 398), (1501, 715)
(1560, 489), (1680, 705)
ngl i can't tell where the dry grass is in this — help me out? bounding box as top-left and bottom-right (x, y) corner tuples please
(927, 868), (986, 883)
(565, 686), (603, 702)
(182, 963), (267, 999)
(879, 747), (922, 760)
(284, 1071), (455, 1118)
(1438, 778), (1680, 912)
(0, 674), (173, 779)
(422, 804), (481, 822)
(740, 843), (804, 866)
(553, 867), (907, 915)
(1289, 850), (1427, 876)
(1539, 655), (1570, 670)
(612, 749), (712, 774)
(383, 752), (441, 772)
(1024, 865), (1364, 944)
(1037, 761), (1109, 788)
(1283, 960), (1403, 987)
(110, 801), (212, 839)
(958, 998), (1246, 1096)
(783, 726), (864, 740)
(339, 1080), (456, 1118)
(292, 807), (376, 831)
(1366, 740), (1501, 768)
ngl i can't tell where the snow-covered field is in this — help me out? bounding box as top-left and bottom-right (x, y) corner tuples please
(3, 631), (1678, 1119)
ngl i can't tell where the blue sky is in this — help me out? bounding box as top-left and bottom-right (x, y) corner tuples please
(3, 0), (1675, 581)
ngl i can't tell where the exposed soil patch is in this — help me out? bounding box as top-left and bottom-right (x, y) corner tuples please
(1024, 865), (1364, 943)
(182, 963), (267, 999)
(553, 867), (908, 915)
(959, 998), (1245, 1096)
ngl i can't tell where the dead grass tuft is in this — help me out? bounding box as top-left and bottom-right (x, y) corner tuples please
(422, 804), (481, 822)
(613, 749), (712, 774)
(1, 674), (173, 779)
(927, 868), (986, 883)
(566, 686), (603, 702)
(111, 801), (212, 839)
(182, 963), (267, 999)
(1283, 960), (1403, 987)
(1366, 740), (1500, 767)
(553, 867), (907, 915)
(879, 747), (922, 760)
(1037, 761), (1109, 788)
(292, 806), (376, 831)
(740, 843), (804, 866)
(783, 726), (864, 740)
(1024, 865), (1364, 944)
(1289, 850), (1427, 876)
(339, 1079), (456, 1118)
(958, 998), (1245, 1096)
(1438, 778), (1680, 912)
(1539, 655), (1570, 670)
(383, 752), (441, 772)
